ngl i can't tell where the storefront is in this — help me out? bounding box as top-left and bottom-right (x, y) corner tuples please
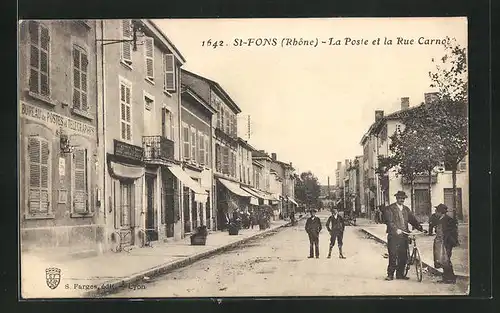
(166, 165), (208, 236)
(216, 178), (255, 230)
(107, 140), (145, 249)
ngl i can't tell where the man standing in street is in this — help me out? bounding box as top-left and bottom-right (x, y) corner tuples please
(433, 203), (459, 284)
(384, 191), (425, 281)
(326, 207), (346, 259)
(305, 209), (322, 258)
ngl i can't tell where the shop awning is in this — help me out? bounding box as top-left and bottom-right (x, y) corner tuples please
(241, 186), (275, 201)
(288, 197), (298, 206)
(167, 165), (207, 202)
(109, 161), (145, 180)
(218, 178), (252, 198)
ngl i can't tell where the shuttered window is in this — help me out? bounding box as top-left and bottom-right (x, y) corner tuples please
(199, 131), (205, 165)
(121, 20), (132, 65)
(182, 124), (190, 160)
(72, 45), (89, 111)
(216, 103), (222, 128)
(28, 21), (50, 97)
(215, 144), (221, 172)
(191, 127), (197, 163)
(120, 80), (132, 141)
(144, 37), (154, 81)
(163, 53), (176, 92)
(73, 148), (88, 213)
(222, 146), (229, 175)
(28, 137), (50, 215)
(204, 135), (209, 166)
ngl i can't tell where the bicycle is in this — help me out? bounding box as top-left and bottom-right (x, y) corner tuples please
(401, 230), (426, 282)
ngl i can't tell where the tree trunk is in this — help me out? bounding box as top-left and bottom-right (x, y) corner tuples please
(428, 169), (432, 219)
(410, 179), (415, 213)
(452, 167), (458, 220)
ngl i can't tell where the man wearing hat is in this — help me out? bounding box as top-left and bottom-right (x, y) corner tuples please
(305, 208), (322, 258)
(433, 203), (459, 284)
(384, 191), (425, 281)
(326, 207), (346, 259)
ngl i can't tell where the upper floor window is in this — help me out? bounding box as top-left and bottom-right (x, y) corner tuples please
(121, 20), (133, 66)
(72, 45), (89, 112)
(119, 79), (132, 141)
(144, 37), (154, 82)
(217, 103), (222, 128)
(198, 131), (205, 165)
(28, 21), (50, 97)
(190, 127), (197, 163)
(204, 135), (209, 166)
(163, 53), (176, 92)
(182, 123), (190, 160)
(144, 94), (154, 111)
(162, 108), (175, 141)
(27, 136), (51, 217)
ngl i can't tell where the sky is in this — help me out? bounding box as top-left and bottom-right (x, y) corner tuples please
(155, 17), (467, 185)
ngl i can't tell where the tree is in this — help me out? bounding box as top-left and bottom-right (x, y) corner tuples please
(294, 171), (321, 210)
(428, 37), (468, 217)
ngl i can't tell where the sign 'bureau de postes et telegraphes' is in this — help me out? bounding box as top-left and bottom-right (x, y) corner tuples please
(20, 102), (96, 138)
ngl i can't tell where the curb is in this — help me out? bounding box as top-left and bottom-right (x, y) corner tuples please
(84, 220), (296, 297)
(359, 228), (469, 280)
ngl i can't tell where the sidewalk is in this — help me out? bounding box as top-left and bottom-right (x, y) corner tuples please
(21, 219), (294, 298)
(357, 218), (469, 279)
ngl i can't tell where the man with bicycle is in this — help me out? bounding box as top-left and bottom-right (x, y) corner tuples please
(384, 191), (425, 281)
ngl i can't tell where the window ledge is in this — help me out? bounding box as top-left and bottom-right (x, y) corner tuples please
(120, 60), (133, 70)
(71, 108), (94, 121)
(24, 213), (55, 220)
(163, 90), (173, 97)
(145, 78), (155, 86)
(71, 212), (95, 218)
(27, 91), (57, 107)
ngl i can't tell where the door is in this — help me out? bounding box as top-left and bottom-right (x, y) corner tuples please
(145, 175), (157, 241)
(120, 181), (134, 246)
(444, 188), (463, 220)
(163, 170), (175, 237)
(414, 188), (430, 223)
(191, 191), (198, 229)
(183, 186), (191, 233)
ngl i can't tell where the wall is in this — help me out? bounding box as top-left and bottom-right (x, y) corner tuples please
(19, 20), (102, 253)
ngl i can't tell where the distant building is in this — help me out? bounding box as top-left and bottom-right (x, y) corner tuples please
(360, 94), (469, 222)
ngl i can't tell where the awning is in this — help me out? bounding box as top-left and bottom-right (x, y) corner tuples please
(241, 186), (275, 201)
(109, 161), (145, 180)
(240, 186), (263, 200)
(249, 197), (259, 205)
(288, 197), (298, 206)
(167, 165), (207, 202)
(218, 178), (252, 198)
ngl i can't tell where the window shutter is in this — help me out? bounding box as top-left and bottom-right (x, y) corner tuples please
(39, 25), (50, 96)
(28, 137), (50, 214)
(161, 108), (166, 137)
(170, 113), (176, 142)
(183, 125), (190, 159)
(144, 37), (154, 81)
(164, 53), (176, 92)
(199, 132), (204, 165)
(191, 129), (197, 163)
(73, 149), (88, 213)
(205, 136), (209, 166)
(121, 20), (132, 64)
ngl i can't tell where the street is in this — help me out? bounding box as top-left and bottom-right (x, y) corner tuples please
(112, 211), (468, 297)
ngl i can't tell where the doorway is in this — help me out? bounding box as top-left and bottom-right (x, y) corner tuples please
(414, 188), (430, 223)
(145, 175), (157, 241)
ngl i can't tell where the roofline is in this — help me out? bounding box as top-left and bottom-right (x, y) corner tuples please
(145, 20), (186, 63)
(182, 69), (242, 113)
(181, 85), (217, 114)
(252, 160), (264, 167)
(237, 137), (256, 151)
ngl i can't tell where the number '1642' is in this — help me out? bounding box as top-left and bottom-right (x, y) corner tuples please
(201, 40), (224, 48)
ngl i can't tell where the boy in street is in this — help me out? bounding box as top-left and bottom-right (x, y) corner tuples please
(326, 207), (346, 259)
(305, 209), (322, 258)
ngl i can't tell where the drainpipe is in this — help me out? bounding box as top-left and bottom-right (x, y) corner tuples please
(99, 20), (108, 245)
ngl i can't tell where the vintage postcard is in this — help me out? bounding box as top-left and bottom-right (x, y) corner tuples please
(18, 17), (469, 298)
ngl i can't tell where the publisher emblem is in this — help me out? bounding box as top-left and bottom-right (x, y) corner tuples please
(45, 267), (61, 290)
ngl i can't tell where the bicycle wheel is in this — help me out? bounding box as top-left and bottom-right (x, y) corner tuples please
(403, 248), (411, 277)
(414, 248), (423, 282)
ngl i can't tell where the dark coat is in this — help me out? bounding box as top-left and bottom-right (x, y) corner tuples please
(326, 215), (345, 233)
(439, 214), (460, 248)
(384, 203), (423, 235)
(305, 216), (322, 235)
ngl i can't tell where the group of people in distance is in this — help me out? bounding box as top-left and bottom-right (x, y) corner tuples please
(304, 190), (459, 284)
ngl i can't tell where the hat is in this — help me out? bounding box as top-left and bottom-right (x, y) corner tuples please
(309, 208), (317, 213)
(394, 191), (408, 198)
(435, 203), (448, 213)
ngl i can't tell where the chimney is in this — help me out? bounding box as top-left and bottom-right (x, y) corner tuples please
(271, 153), (277, 161)
(424, 92), (439, 105)
(401, 97), (410, 110)
(375, 110), (384, 122)
(337, 161), (342, 169)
